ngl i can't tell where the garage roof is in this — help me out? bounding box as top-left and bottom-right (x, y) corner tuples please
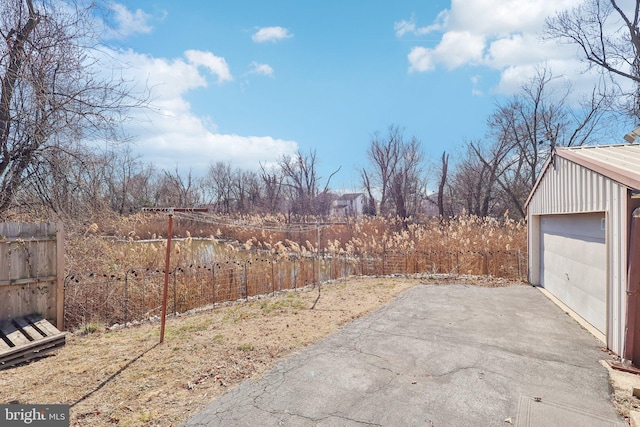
(525, 143), (640, 209)
(555, 143), (640, 191)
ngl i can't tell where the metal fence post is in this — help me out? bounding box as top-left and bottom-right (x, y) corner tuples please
(212, 263), (216, 304)
(171, 267), (177, 314)
(382, 252), (385, 276)
(124, 271), (129, 325)
(244, 261), (248, 300)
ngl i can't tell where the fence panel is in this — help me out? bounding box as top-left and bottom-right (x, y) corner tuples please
(0, 222), (63, 329)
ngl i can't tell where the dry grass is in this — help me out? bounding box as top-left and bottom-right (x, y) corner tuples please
(61, 214), (527, 330)
(69, 213), (526, 260)
(0, 275), (524, 426)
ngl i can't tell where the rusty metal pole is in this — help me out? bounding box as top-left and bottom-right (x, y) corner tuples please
(160, 211), (173, 344)
(141, 207), (208, 344)
(624, 207), (640, 364)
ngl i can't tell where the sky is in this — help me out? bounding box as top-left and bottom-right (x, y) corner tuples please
(98, 0), (625, 191)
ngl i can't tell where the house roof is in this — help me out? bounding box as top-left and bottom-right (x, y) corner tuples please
(337, 193), (363, 201)
(525, 143), (640, 209)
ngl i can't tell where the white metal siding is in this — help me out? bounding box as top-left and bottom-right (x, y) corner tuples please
(528, 155), (629, 356)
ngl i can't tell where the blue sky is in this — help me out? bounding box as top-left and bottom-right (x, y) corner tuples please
(101, 0), (612, 191)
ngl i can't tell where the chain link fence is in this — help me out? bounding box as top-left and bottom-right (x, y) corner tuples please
(64, 249), (526, 329)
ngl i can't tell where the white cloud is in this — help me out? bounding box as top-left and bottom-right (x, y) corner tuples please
(137, 132), (297, 173)
(184, 50), (232, 84)
(409, 31), (485, 72)
(446, 0), (575, 36)
(486, 33), (547, 69)
(105, 49), (297, 173)
(249, 61), (275, 77)
(252, 26), (293, 43)
(108, 2), (153, 37)
(437, 31), (486, 69)
(401, 0), (599, 96)
(408, 47), (434, 73)
(394, 11), (449, 37)
(394, 19), (416, 38)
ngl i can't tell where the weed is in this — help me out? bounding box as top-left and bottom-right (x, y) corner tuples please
(223, 308), (251, 323)
(139, 410), (152, 423)
(76, 321), (104, 335)
(237, 343), (254, 351)
(260, 298), (304, 314)
(175, 323), (209, 334)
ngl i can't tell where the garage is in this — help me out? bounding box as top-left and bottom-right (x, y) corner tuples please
(540, 213), (606, 334)
(526, 143), (640, 360)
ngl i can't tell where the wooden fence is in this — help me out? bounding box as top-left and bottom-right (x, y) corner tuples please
(0, 223), (64, 330)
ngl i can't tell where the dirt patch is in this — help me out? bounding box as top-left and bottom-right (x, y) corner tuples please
(0, 275), (523, 426)
(601, 360), (640, 425)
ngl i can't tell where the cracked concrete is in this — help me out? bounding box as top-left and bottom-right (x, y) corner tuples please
(181, 284), (626, 426)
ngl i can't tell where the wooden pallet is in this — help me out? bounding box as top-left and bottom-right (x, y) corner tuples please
(0, 314), (66, 370)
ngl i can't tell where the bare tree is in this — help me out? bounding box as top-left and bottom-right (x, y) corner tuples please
(389, 135), (426, 218)
(546, 0), (640, 116)
(0, 0), (139, 216)
(259, 163), (284, 214)
(233, 169), (261, 213)
(454, 67), (609, 218)
(103, 145), (155, 214)
(448, 141), (502, 217)
(19, 145), (109, 217)
(279, 149), (340, 217)
(362, 125), (427, 218)
(154, 168), (202, 207)
(279, 150), (319, 216)
(436, 151), (449, 217)
(361, 170), (377, 215)
(362, 125), (401, 216)
(204, 162), (234, 213)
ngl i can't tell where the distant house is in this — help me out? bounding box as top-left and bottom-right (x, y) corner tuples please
(331, 193), (364, 217)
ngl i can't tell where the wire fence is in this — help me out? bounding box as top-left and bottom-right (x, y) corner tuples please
(63, 249), (526, 329)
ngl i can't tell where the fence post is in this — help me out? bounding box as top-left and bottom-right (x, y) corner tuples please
(56, 222), (65, 330)
(212, 263), (216, 304)
(382, 252), (385, 276)
(405, 254), (408, 276)
(104, 279), (108, 325)
(271, 259), (276, 294)
(173, 267), (177, 314)
(124, 271), (129, 325)
(482, 251), (488, 275)
(244, 261), (248, 300)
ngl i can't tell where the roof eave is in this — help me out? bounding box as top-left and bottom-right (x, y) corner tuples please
(524, 153), (554, 212)
(556, 148), (640, 191)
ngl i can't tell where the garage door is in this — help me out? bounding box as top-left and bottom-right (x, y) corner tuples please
(540, 213), (607, 334)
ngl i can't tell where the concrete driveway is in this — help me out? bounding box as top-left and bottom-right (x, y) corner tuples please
(182, 284), (626, 426)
